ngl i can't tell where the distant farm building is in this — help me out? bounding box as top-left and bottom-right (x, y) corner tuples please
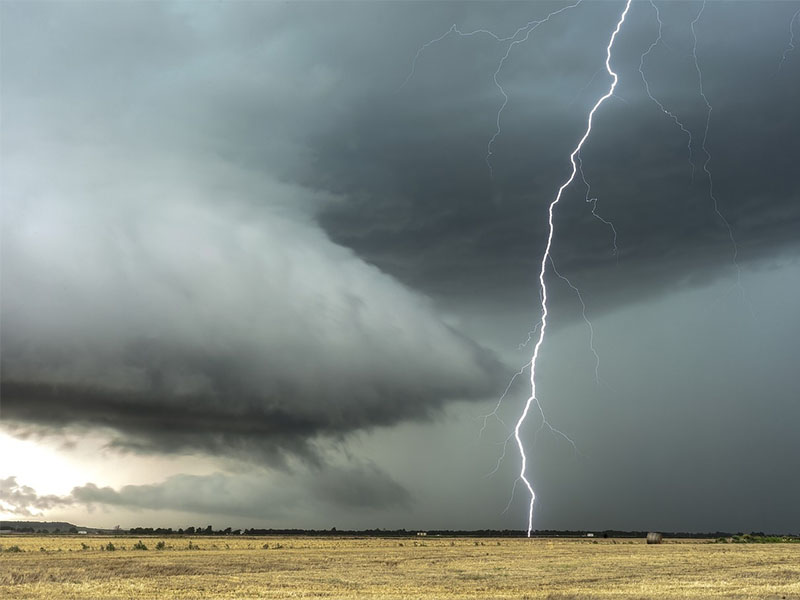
(416, 532), (427, 537)
(646, 532), (663, 544)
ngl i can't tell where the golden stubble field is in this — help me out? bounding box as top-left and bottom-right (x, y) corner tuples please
(1, 535), (799, 599)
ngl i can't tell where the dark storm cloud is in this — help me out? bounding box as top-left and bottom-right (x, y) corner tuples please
(1, 382), (321, 460)
(300, 1), (800, 310)
(0, 159), (500, 460)
(4, 1), (795, 321)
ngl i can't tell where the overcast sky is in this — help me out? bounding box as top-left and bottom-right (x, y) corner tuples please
(1, 0), (798, 534)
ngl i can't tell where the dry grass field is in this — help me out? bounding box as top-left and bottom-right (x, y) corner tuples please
(1, 535), (799, 599)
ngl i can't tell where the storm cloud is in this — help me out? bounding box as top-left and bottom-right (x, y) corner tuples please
(1, 0), (799, 532)
(1, 151), (500, 460)
(0, 477), (67, 517)
(308, 1), (800, 309)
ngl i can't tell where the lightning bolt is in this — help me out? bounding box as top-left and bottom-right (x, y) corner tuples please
(639, 0), (695, 179)
(515, 0), (632, 537)
(399, 0), (774, 538)
(481, 355), (580, 483)
(637, 0), (748, 313)
(518, 321), (541, 351)
(690, 0), (748, 305)
(576, 153), (618, 256)
(403, 4), (599, 499)
(479, 361), (529, 440)
(779, 6), (800, 71)
(549, 257), (601, 386)
(399, 3), (582, 92)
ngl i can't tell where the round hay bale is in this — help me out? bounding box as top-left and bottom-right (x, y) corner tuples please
(646, 532), (663, 544)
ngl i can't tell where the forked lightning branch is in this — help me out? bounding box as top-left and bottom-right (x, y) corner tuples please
(401, 0), (750, 536)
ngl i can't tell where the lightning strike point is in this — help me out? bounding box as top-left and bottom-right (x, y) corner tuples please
(516, 0), (633, 538)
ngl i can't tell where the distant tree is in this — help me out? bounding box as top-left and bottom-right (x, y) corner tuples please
(69, 527), (78, 534)
(131, 527), (154, 535)
(205, 525), (213, 535)
(185, 527), (195, 535)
